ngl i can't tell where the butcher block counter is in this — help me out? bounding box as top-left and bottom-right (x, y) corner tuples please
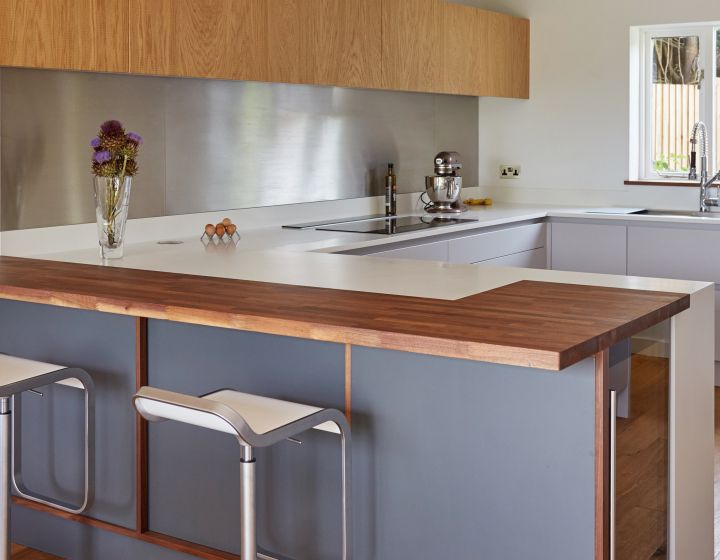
(0, 251), (712, 560)
(0, 256), (692, 370)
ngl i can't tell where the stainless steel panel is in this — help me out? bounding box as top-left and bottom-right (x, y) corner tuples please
(0, 68), (478, 230)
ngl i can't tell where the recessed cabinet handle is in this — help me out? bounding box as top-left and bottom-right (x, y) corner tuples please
(610, 389), (617, 560)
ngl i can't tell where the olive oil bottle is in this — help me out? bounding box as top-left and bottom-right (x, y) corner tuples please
(385, 163), (397, 217)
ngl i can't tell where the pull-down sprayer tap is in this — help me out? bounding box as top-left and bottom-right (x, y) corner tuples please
(689, 121), (719, 211)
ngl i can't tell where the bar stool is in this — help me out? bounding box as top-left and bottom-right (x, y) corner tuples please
(133, 386), (351, 560)
(0, 354), (94, 560)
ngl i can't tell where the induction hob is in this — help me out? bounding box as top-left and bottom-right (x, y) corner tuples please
(316, 216), (478, 235)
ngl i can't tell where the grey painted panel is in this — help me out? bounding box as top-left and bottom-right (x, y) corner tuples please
(12, 505), (196, 560)
(0, 299), (136, 529)
(551, 221), (627, 275)
(146, 320), (346, 559)
(351, 347), (596, 560)
(0, 68), (478, 230)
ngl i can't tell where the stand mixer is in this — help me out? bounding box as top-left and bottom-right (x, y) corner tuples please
(424, 151), (466, 213)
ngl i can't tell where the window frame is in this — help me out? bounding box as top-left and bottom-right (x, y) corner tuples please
(631, 23), (719, 180)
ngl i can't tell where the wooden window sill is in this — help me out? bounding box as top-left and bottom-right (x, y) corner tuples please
(624, 179), (718, 188)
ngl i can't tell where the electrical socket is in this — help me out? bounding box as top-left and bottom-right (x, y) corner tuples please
(500, 165), (521, 179)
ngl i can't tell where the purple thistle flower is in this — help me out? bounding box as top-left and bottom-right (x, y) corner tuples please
(93, 150), (112, 164)
(90, 137), (101, 149)
(127, 132), (143, 145)
(100, 120), (124, 136)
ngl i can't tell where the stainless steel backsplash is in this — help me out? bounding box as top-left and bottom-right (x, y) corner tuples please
(0, 68), (478, 230)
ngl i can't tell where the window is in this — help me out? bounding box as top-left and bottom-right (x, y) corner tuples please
(631, 24), (720, 180)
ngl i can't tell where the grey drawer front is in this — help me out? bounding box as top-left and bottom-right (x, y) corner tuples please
(448, 223), (546, 264)
(371, 239), (448, 261)
(474, 247), (547, 269)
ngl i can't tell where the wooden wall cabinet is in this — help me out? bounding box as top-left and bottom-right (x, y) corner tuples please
(484, 11), (530, 99)
(129, 0), (268, 81)
(0, 0), (529, 98)
(0, 0), (129, 73)
(439, 4), (530, 98)
(381, 0), (443, 93)
(267, 0), (382, 89)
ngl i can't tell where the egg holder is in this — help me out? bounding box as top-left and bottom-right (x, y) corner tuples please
(200, 231), (241, 246)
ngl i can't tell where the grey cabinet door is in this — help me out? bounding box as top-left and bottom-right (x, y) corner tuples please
(551, 222), (627, 274)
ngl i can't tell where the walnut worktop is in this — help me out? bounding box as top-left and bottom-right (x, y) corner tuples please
(0, 256), (689, 370)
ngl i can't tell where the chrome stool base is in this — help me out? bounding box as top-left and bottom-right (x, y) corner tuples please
(134, 387), (352, 560)
(0, 356), (94, 560)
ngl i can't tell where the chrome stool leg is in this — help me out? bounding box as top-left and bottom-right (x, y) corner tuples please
(240, 446), (257, 560)
(11, 373), (95, 514)
(0, 397), (9, 560)
(339, 422), (352, 560)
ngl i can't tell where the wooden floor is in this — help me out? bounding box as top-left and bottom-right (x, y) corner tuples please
(10, 544), (60, 559)
(616, 355), (668, 560)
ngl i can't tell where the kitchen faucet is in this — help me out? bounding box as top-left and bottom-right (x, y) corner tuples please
(689, 121), (720, 211)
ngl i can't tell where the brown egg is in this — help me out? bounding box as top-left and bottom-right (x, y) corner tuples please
(222, 217), (232, 227)
(204, 223), (216, 237)
(215, 223), (226, 237)
(225, 224), (237, 236)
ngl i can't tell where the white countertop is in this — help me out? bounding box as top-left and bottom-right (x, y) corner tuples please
(30, 203), (711, 300)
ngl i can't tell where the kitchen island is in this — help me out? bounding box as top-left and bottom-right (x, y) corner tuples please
(0, 249), (712, 560)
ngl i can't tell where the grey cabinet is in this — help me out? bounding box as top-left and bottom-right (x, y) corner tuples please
(551, 222), (627, 275)
(628, 226), (720, 283)
(628, 225), (720, 361)
(355, 222), (547, 268)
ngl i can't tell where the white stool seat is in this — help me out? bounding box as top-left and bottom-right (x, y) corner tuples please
(206, 390), (339, 435)
(0, 354), (84, 392)
(135, 389), (339, 439)
(133, 384), (352, 559)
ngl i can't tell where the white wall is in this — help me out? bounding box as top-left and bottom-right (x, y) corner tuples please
(463, 0), (719, 208)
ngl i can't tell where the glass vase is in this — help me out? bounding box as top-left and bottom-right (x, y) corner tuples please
(93, 175), (132, 259)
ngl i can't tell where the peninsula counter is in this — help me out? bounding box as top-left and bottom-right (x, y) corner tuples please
(0, 254), (711, 560)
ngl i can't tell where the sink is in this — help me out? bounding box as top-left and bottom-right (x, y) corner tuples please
(635, 209), (720, 218)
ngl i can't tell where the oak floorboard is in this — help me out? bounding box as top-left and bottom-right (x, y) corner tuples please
(11, 544), (61, 559)
(616, 354), (668, 560)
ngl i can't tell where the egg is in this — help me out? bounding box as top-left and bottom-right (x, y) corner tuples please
(226, 224), (237, 236)
(204, 223), (216, 236)
(215, 223), (226, 237)
(222, 217), (232, 227)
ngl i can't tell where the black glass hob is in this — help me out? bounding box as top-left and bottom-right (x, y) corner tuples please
(316, 216), (478, 235)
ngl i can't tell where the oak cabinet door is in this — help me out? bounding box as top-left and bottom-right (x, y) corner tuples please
(441, 2), (487, 96)
(485, 11), (529, 99)
(267, 0), (381, 89)
(0, 0), (129, 72)
(381, 0), (443, 93)
(129, 0), (268, 81)
(305, 0), (382, 89)
(441, 4), (529, 97)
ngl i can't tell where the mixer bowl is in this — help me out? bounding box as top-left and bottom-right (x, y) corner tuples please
(425, 176), (463, 205)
